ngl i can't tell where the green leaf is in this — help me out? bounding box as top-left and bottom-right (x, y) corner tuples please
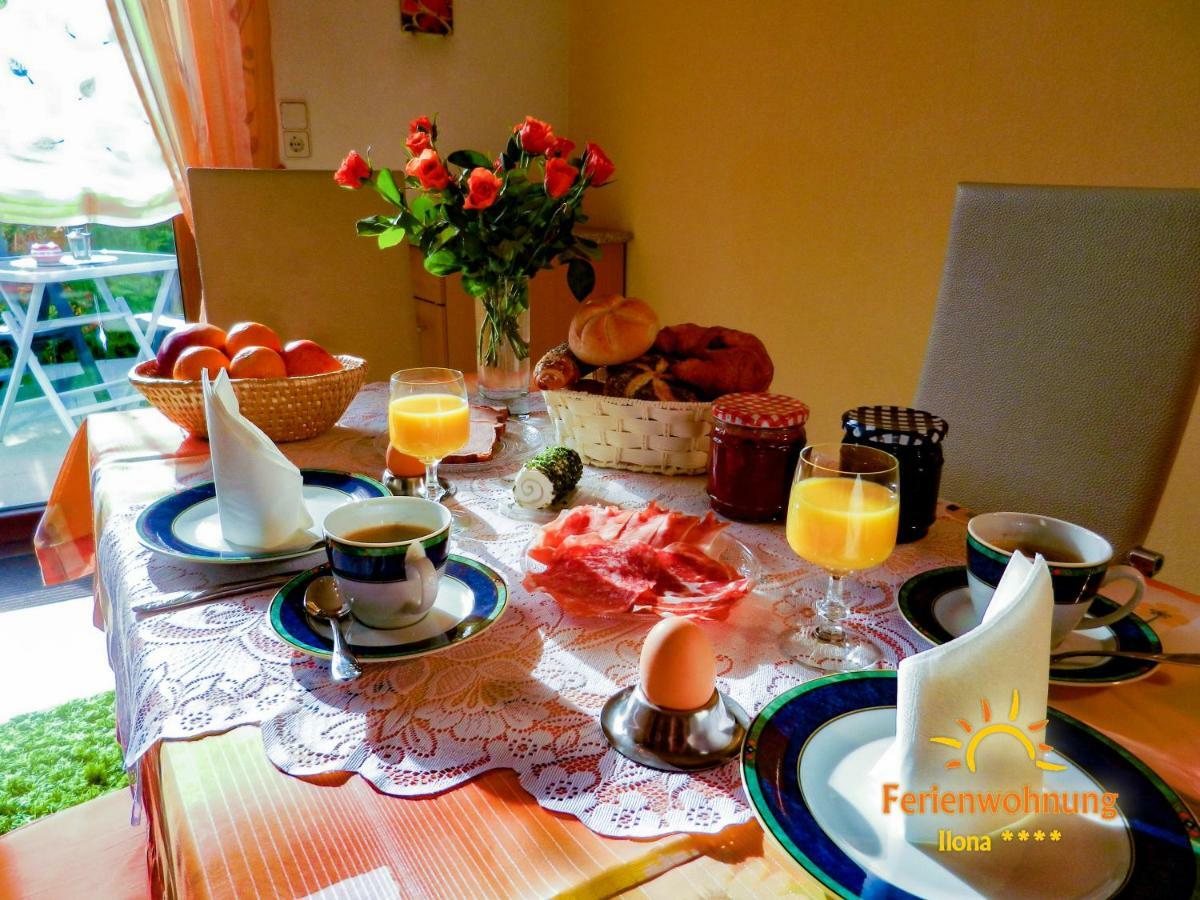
(423, 249), (461, 276)
(355, 215), (392, 236)
(377, 227), (406, 250)
(432, 224), (459, 248)
(567, 258), (595, 301)
(411, 194), (436, 224)
(447, 150), (493, 170)
(375, 169), (403, 206)
(461, 274), (490, 298)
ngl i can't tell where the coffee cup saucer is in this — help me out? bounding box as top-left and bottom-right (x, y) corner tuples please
(896, 567), (1163, 686)
(269, 557), (507, 663)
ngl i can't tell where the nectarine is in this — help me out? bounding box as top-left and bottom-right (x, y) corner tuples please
(226, 321), (283, 357)
(229, 346), (287, 379)
(283, 340), (342, 376)
(156, 323), (227, 376)
(173, 346), (231, 380)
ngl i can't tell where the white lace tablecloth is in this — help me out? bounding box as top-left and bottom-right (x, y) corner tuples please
(98, 384), (965, 838)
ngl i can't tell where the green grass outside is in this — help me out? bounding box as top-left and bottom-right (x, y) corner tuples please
(0, 691), (128, 836)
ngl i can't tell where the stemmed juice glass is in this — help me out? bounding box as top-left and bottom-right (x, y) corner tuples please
(388, 368), (470, 503)
(785, 442), (900, 672)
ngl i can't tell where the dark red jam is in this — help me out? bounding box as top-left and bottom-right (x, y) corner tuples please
(706, 393), (809, 522)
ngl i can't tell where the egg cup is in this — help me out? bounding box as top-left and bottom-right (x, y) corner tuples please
(383, 469), (456, 498)
(600, 685), (748, 772)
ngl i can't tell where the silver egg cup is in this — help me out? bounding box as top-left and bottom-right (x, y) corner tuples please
(383, 469), (456, 499)
(600, 685), (748, 772)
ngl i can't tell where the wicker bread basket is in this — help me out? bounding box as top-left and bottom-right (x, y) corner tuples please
(129, 355), (366, 442)
(542, 388), (712, 475)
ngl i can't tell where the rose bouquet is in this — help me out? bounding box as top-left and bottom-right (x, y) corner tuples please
(336, 116), (614, 405)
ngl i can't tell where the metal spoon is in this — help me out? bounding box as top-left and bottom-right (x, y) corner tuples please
(1050, 649), (1200, 667)
(303, 576), (362, 682)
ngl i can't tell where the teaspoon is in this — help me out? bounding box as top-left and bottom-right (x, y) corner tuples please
(303, 576), (362, 682)
(1050, 650), (1200, 667)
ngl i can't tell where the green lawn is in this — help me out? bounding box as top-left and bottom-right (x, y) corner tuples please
(0, 691), (128, 836)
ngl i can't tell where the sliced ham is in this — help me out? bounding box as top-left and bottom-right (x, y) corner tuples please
(523, 503), (754, 621)
(527, 506), (637, 564)
(524, 535), (660, 617)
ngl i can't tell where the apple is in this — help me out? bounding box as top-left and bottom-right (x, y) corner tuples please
(156, 323), (227, 377)
(282, 339), (342, 376)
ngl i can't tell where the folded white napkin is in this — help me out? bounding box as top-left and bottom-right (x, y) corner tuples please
(202, 370), (313, 550)
(876, 551), (1054, 843)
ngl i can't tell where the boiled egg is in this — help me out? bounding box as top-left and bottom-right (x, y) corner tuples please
(639, 617), (717, 710)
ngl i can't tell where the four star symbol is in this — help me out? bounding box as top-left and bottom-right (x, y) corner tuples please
(1017, 829), (1030, 842)
(1001, 830), (1014, 842)
(1050, 829), (1062, 842)
(1033, 830), (1047, 842)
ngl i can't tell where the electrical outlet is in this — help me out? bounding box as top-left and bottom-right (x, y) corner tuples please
(283, 129), (311, 158)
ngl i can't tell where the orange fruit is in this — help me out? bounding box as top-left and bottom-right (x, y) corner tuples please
(282, 339), (342, 376)
(172, 345), (231, 380)
(229, 346), (287, 379)
(156, 323), (227, 376)
(226, 321), (283, 356)
(386, 444), (426, 477)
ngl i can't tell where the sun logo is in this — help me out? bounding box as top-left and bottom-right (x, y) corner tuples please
(929, 689), (1066, 773)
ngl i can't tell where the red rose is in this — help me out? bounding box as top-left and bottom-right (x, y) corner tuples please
(514, 116), (554, 155)
(333, 150), (371, 188)
(404, 149), (450, 190)
(544, 157), (578, 199)
(464, 167), (503, 210)
(409, 116), (436, 137)
(583, 143), (615, 185)
(546, 136), (575, 159)
(405, 130), (432, 155)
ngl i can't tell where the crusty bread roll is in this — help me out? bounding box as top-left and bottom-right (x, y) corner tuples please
(568, 295), (660, 366)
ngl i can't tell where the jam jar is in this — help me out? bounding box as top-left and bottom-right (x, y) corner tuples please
(841, 405), (948, 543)
(707, 393), (809, 522)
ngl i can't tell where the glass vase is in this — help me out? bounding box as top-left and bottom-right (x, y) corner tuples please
(475, 277), (531, 413)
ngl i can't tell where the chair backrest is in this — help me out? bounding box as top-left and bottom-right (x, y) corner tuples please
(915, 183), (1200, 559)
(188, 168), (417, 379)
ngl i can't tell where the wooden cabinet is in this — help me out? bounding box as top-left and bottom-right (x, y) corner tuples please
(410, 228), (630, 370)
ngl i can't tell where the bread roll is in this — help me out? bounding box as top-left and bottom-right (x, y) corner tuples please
(568, 295), (660, 366)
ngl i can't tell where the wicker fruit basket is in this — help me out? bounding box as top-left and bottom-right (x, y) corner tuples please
(542, 388), (712, 475)
(129, 355), (366, 442)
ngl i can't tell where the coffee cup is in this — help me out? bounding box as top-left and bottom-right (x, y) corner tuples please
(966, 512), (1144, 647)
(322, 496), (451, 629)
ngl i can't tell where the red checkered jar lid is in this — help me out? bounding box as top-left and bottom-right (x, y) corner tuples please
(711, 393), (810, 429)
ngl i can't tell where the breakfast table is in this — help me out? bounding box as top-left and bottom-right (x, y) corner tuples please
(35, 383), (1200, 898)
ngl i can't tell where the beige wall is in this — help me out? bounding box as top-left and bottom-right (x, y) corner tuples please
(567, 0), (1200, 590)
(268, 0), (570, 370)
(271, 0), (569, 169)
(268, 0), (1200, 587)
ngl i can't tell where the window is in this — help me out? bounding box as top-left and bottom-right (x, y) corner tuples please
(0, 0), (181, 513)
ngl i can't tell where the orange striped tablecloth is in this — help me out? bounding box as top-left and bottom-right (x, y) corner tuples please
(138, 576), (1199, 899)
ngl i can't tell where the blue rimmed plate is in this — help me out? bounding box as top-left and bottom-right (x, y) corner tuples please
(898, 566), (1163, 686)
(742, 671), (1200, 899)
(135, 469), (388, 564)
(269, 556), (507, 662)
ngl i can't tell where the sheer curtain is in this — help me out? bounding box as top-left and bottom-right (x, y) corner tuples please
(106, 0), (280, 229)
(0, 1), (179, 226)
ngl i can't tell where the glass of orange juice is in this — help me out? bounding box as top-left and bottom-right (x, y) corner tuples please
(388, 368), (470, 503)
(785, 442), (899, 672)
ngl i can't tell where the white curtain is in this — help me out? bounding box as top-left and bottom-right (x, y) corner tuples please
(0, 0), (179, 226)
